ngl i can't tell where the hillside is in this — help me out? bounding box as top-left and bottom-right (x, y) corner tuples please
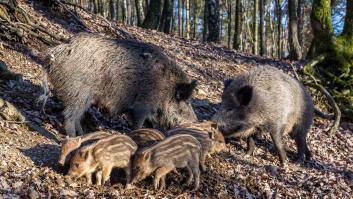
(0, 1), (352, 198)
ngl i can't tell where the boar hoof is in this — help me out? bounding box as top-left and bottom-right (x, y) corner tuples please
(103, 180), (111, 187)
(125, 183), (133, 189)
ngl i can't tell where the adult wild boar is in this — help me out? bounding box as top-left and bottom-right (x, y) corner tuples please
(213, 66), (314, 166)
(43, 33), (197, 137)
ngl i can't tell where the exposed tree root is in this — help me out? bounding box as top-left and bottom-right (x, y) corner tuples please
(0, 0), (63, 46)
(289, 59), (341, 135)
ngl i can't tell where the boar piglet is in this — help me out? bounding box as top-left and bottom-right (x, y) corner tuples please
(132, 134), (202, 191)
(166, 128), (226, 171)
(213, 66), (314, 166)
(68, 134), (137, 188)
(43, 33), (198, 137)
(59, 131), (112, 165)
(127, 128), (165, 148)
(172, 121), (227, 153)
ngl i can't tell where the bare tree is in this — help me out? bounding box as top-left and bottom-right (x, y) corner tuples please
(227, 0), (232, 48)
(205, 0), (220, 42)
(135, 0), (145, 26)
(142, 0), (162, 29)
(233, 0), (242, 50)
(288, 0), (302, 60)
(275, 0), (282, 58)
(253, 0), (258, 55)
(159, 0), (174, 33)
(259, 0), (266, 56)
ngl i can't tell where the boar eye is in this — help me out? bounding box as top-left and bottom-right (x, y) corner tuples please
(74, 163), (79, 168)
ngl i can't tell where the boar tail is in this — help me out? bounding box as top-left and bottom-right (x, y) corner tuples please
(37, 53), (54, 114)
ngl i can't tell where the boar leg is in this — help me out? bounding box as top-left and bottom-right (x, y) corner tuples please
(245, 136), (256, 156)
(124, 162), (133, 189)
(64, 99), (91, 136)
(269, 126), (287, 166)
(101, 165), (113, 185)
(128, 105), (152, 129)
(189, 162), (200, 191)
(154, 167), (172, 191)
(85, 173), (92, 185)
(292, 125), (311, 164)
(95, 170), (103, 185)
(185, 166), (194, 186)
(200, 154), (206, 172)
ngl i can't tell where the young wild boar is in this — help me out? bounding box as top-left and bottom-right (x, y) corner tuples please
(166, 128), (226, 171)
(42, 33), (198, 137)
(127, 128), (165, 148)
(58, 131), (112, 166)
(213, 66), (314, 166)
(68, 134), (137, 187)
(172, 121), (227, 153)
(132, 134), (202, 191)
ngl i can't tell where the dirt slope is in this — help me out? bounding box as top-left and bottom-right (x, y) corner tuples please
(0, 1), (352, 198)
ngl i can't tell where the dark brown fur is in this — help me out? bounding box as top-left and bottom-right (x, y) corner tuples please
(213, 66), (314, 166)
(43, 33), (197, 137)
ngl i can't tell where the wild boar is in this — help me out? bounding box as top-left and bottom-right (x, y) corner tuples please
(213, 66), (314, 166)
(42, 33), (198, 137)
(58, 131), (112, 166)
(166, 128), (226, 171)
(132, 134), (202, 191)
(172, 121), (227, 153)
(68, 134), (137, 188)
(127, 128), (165, 148)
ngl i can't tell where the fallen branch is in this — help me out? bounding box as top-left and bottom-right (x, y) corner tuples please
(305, 82), (341, 135)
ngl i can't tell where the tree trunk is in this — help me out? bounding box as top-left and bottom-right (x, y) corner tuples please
(259, 0), (265, 56)
(110, 0), (117, 20)
(142, 0), (162, 29)
(135, 0), (145, 26)
(227, 0), (232, 48)
(275, 0), (282, 58)
(206, 0), (220, 43)
(122, 0), (127, 24)
(306, 0), (353, 121)
(288, 0), (302, 60)
(297, 0), (303, 47)
(233, 0), (241, 50)
(253, 0), (258, 55)
(193, 0), (198, 39)
(98, 0), (104, 16)
(203, 0), (209, 41)
(159, 0), (174, 33)
(182, 0), (185, 37)
(178, 0), (182, 36)
(93, 0), (99, 13)
(185, 0), (190, 39)
(342, 0), (352, 37)
(307, 0), (333, 58)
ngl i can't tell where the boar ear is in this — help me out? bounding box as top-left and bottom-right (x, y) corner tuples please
(210, 122), (218, 130)
(142, 152), (151, 161)
(208, 131), (215, 139)
(175, 80), (197, 101)
(141, 52), (152, 60)
(236, 86), (253, 106)
(223, 79), (233, 90)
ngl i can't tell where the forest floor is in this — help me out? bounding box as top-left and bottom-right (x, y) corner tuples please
(0, 1), (352, 198)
